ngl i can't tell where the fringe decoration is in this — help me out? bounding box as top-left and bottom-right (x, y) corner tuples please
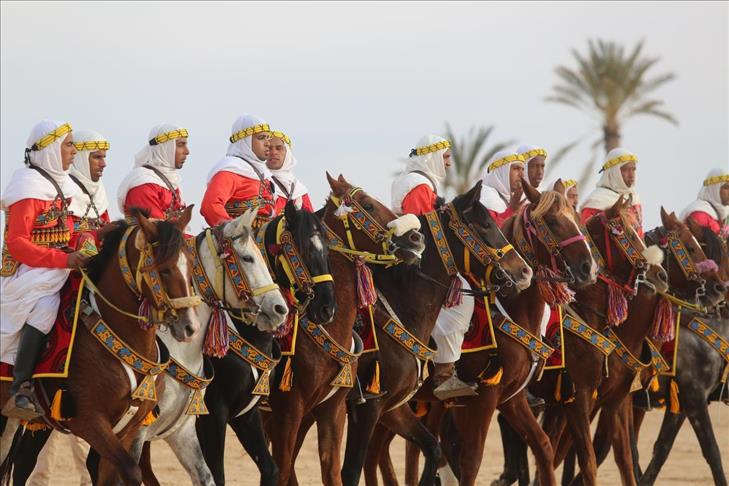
(554, 371), (575, 403)
(50, 389), (64, 421)
(650, 297), (675, 343)
(355, 257), (377, 309)
(275, 307), (296, 339)
(650, 375), (660, 392)
(607, 285), (629, 326)
(138, 298), (153, 330)
(444, 276), (464, 308)
(669, 379), (680, 414)
(203, 308), (229, 358)
(695, 259), (719, 274)
(536, 267), (575, 306)
(279, 356), (293, 391)
(22, 420), (51, 432)
(592, 388), (598, 400)
(141, 410), (157, 426)
(479, 366), (503, 386)
(366, 360), (381, 394)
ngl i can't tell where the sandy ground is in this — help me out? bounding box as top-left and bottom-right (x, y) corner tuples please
(30, 403), (729, 485)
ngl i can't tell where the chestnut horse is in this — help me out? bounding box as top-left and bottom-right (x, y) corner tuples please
(0, 207), (201, 485)
(339, 182), (533, 486)
(263, 174), (426, 486)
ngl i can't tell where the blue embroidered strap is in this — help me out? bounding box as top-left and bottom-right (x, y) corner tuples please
(227, 326), (279, 396)
(562, 314), (615, 357)
(446, 203), (513, 265)
(604, 327), (651, 373)
(645, 339), (671, 374)
(382, 318), (435, 362)
(666, 231), (699, 280)
(300, 317), (361, 387)
(424, 210), (458, 277)
(496, 318), (554, 361)
(686, 318), (729, 364)
(166, 357), (214, 415)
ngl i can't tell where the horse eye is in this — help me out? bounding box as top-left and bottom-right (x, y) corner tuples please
(160, 269), (171, 276)
(242, 255), (255, 263)
(363, 203), (374, 211)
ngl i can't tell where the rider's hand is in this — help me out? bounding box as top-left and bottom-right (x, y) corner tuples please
(508, 183), (524, 212)
(66, 251), (90, 269)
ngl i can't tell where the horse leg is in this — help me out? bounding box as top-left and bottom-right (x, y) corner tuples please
(381, 404), (442, 486)
(11, 425), (52, 484)
(341, 399), (386, 486)
(494, 412), (528, 486)
(268, 396), (306, 486)
(632, 406), (646, 442)
(561, 389), (597, 486)
(75, 418), (142, 486)
(229, 408), (278, 486)
(195, 402), (229, 485)
(578, 399), (634, 486)
(139, 442), (161, 486)
(499, 393), (556, 486)
(0, 417), (20, 467)
(311, 393), (348, 486)
(450, 393), (497, 486)
(405, 436), (420, 486)
(561, 449), (576, 486)
(685, 402), (728, 486)
(365, 425), (397, 486)
(638, 411), (685, 486)
(166, 418), (216, 486)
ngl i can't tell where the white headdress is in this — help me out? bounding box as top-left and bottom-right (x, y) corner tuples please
(390, 134), (450, 213)
(207, 114), (271, 183)
(479, 149), (525, 213)
(680, 168), (729, 223)
(581, 148), (641, 212)
(67, 130), (110, 219)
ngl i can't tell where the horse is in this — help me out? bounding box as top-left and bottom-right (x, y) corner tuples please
(339, 181), (533, 486)
(263, 173), (426, 486)
(194, 200), (336, 486)
(0, 207), (201, 485)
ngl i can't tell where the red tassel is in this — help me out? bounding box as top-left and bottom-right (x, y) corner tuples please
(275, 307), (295, 338)
(138, 298), (153, 330)
(651, 297), (675, 343)
(444, 276), (463, 308)
(607, 284), (628, 326)
(355, 258), (377, 309)
(204, 308), (229, 358)
(536, 267), (575, 306)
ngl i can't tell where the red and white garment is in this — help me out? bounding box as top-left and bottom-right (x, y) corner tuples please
(391, 134), (448, 216)
(268, 132), (313, 213)
(68, 129), (111, 241)
(479, 149), (525, 228)
(680, 168), (729, 236)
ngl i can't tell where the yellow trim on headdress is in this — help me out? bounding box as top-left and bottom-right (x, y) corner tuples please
(703, 174), (729, 186)
(230, 124), (270, 144)
(563, 179), (577, 189)
(73, 140), (110, 151)
(149, 128), (189, 146)
(518, 148), (548, 161)
(271, 130), (292, 147)
(414, 140), (451, 156)
(487, 153), (525, 173)
(602, 153), (637, 172)
(31, 123), (73, 151)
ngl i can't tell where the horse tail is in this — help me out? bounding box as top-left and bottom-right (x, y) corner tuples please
(0, 419), (22, 485)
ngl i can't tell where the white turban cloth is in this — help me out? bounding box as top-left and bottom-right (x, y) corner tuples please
(581, 147), (641, 212)
(479, 149), (525, 213)
(117, 123), (185, 212)
(207, 114), (271, 183)
(1, 120), (78, 210)
(680, 168), (729, 224)
(269, 134), (309, 203)
(391, 134), (449, 214)
(67, 129), (110, 219)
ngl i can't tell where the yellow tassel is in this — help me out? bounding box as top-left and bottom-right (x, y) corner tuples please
(366, 360), (381, 395)
(141, 410), (157, 426)
(555, 372), (562, 402)
(481, 366), (503, 386)
(650, 375), (660, 392)
(50, 389), (64, 421)
(669, 379), (680, 414)
(414, 400), (428, 417)
(592, 388), (598, 400)
(279, 357), (293, 392)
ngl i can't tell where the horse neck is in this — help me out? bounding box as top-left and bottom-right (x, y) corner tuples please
(574, 282), (610, 330)
(374, 238), (448, 341)
(619, 289), (660, 350)
(164, 303), (206, 372)
(327, 252), (359, 344)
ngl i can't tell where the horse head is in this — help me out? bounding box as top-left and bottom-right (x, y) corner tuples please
(685, 216), (729, 306)
(324, 173), (425, 265)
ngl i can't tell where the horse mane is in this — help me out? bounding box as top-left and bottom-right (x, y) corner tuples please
(291, 209), (324, 258)
(530, 191), (574, 222)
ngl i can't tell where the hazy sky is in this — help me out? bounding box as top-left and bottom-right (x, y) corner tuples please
(1, 1), (727, 232)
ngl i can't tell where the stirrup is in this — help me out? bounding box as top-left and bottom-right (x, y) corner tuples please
(433, 375), (478, 401)
(1, 382), (44, 421)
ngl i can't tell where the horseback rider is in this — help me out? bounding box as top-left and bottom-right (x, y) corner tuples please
(391, 134), (477, 400)
(516, 144), (547, 190)
(581, 148), (643, 236)
(1, 120), (89, 420)
(479, 149), (526, 227)
(267, 130), (314, 213)
(564, 179), (578, 211)
(117, 123), (189, 219)
(679, 169), (729, 237)
(67, 130), (111, 247)
(201, 114), (276, 229)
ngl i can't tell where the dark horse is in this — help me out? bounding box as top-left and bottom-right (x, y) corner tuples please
(1, 207), (200, 485)
(193, 200), (337, 486)
(263, 174), (426, 486)
(339, 181), (533, 486)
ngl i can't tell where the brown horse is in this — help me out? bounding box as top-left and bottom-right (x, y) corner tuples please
(263, 174), (426, 486)
(0, 207), (200, 485)
(339, 181), (533, 486)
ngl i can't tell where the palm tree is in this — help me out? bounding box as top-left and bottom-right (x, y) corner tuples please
(546, 39), (677, 154)
(443, 123), (514, 196)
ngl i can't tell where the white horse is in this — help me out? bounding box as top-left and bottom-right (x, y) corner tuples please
(126, 210), (288, 485)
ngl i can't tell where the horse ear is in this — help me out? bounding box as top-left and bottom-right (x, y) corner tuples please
(660, 206), (674, 229)
(240, 207), (258, 230)
(327, 172), (347, 197)
(284, 199), (298, 229)
(462, 181), (482, 207)
(625, 193), (633, 208)
(553, 179), (566, 195)
(174, 205), (194, 232)
(137, 211), (159, 242)
(522, 178), (540, 204)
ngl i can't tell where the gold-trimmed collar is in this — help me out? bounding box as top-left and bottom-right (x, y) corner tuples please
(73, 140), (110, 151)
(704, 174), (729, 187)
(487, 153), (525, 173)
(413, 140), (451, 157)
(602, 153), (637, 172)
(30, 123), (73, 151)
(149, 128), (189, 146)
(230, 123), (270, 143)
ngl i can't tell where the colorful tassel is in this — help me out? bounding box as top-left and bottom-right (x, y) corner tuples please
(366, 360), (381, 394)
(607, 285), (628, 326)
(650, 297), (675, 343)
(203, 308), (229, 358)
(536, 267), (575, 306)
(355, 257), (377, 309)
(275, 306), (296, 339)
(279, 356), (293, 391)
(650, 375), (660, 392)
(480, 366), (503, 386)
(669, 379), (680, 414)
(138, 298), (153, 330)
(141, 410), (157, 426)
(444, 276), (463, 308)
(592, 389), (598, 400)
(22, 420), (51, 432)
(50, 389), (64, 421)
